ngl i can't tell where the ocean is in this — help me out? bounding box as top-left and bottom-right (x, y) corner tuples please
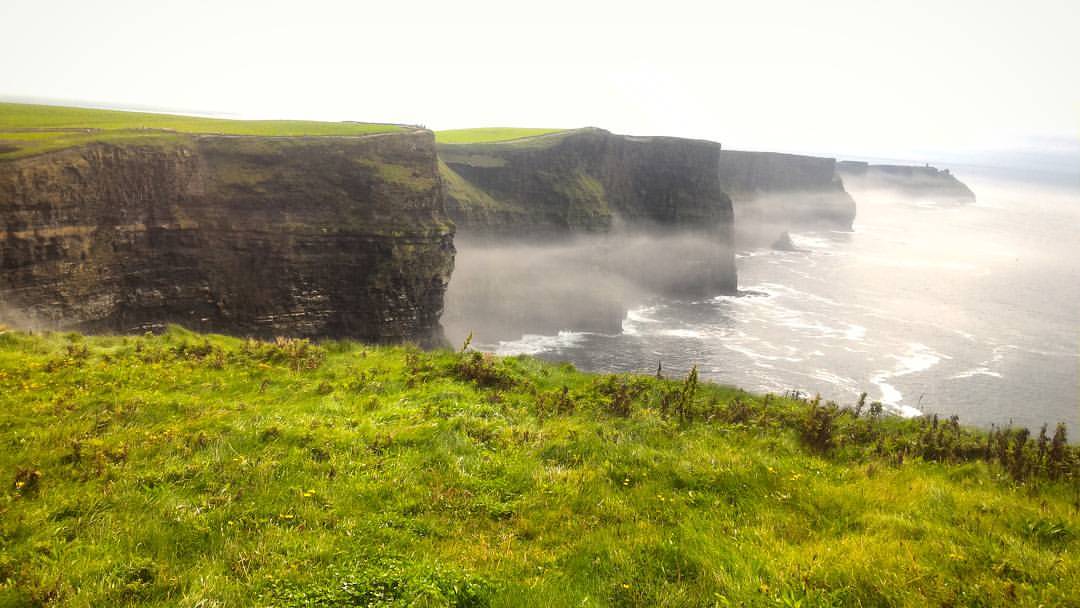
(458, 165), (1080, 432)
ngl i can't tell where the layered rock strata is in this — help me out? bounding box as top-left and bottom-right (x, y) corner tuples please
(0, 132), (455, 345)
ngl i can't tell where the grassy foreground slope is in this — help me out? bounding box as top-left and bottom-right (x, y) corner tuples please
(435, 128), (566, 144)
(0, 103), (405, 159)
(0, 328), (1077, 607)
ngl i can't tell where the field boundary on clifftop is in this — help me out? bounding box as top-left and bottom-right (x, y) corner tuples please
(435, 127), (569, 144)
(0, 102), (410, 159)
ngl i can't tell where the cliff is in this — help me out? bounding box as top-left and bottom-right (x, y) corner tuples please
(0, 132), (455, 345)
(439, 128), (736, 291)
(441, 129), (734, 234)
(837, 161), (976, 203)
(437, 128), (737, 344)
(716, 150), (857, 243)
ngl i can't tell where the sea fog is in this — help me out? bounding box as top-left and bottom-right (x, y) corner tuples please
(444, 165), (1080, 432)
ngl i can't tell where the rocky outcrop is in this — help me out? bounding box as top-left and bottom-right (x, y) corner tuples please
(771, 231), (801, 252)
(716, 150), (857, 245)
(0, 132), (455, 345)
(837, 161), (975, 203)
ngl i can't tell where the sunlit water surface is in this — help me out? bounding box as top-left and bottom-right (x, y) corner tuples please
(480, 169), (1080, 430)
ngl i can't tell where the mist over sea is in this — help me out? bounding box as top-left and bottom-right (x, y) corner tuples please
(448, 162), (1080, 432)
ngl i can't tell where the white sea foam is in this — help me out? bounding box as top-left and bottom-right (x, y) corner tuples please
(621, 306), (661, 336)
(844, 324), (867, 341)
(950, 368), (1004, 380)
(949, 343), (1011, 380)
(788, 233), (833, 250)
(810, 369), (861, 393)
(658, 328), (704, 339)
(869, 343), (950, 417)
(627, 306), (660, 322)
(495, 331), (588, 356)
(721, 342), (804, 364)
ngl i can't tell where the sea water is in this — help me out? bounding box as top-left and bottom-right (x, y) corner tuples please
(482, 167), (1080, 431)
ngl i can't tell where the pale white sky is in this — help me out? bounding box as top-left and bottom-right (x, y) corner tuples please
(2, 0), (1078, 159)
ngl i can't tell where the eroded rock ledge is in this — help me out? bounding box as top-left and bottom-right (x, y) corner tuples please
(0, 132), (455, 345)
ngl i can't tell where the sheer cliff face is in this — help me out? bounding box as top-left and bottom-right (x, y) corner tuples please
(0, 132), (455, 345)
(837, 161), (976, 203)
(717, 150), (857, 244)
(440, 129), (734, 235)
(439, 128), (737, 294)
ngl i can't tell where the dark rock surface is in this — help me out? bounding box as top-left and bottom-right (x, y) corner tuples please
(771, 231), (802, 252)
(0, 132), (455, 345)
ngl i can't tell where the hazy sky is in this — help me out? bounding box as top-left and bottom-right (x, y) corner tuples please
(2, 0), (1078, 158)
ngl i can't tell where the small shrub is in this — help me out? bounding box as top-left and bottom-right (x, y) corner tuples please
(260, 426), (282, 443)
(243, 337), (326, 372)
(1049, 423), (1069, 479)
(868, 401), (884, 418)
(800, 396), (839, 453)
(658, 366), (699, 422)
(853, 392), (868, 417)
(719, 398), (757, 425)
(13, 468), (42, 496)
(595, 375), (647, 417)
(454, 351), (515, 390)
(537, 386), (575, 418)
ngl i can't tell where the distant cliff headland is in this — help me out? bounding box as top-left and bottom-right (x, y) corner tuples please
(838, 160), (977, 203)
(1, 104), (976, 343)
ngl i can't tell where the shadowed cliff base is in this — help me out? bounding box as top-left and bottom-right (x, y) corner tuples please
(443, 231), (736, 347)
(732, 189), (859, 249)
(443, 226), (738, 351)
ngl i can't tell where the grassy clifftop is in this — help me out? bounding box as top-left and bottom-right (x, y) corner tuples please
(1, 328), (1077, 607)
(435, 128), (567, 144)
(0, 103), (406, 159)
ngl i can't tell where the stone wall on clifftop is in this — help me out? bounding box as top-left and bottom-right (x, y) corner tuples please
(0, 132), (455, 345)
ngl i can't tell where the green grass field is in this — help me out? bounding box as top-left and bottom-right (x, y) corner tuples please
(435, 128), (567, 144)
(1, 327), (1077, 607)
(0, 103), (405, 160)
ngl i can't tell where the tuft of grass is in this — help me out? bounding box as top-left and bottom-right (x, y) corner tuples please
(0, 102), (406, 159)
(435, 127), (567, 144)
(0, 327), (1077, 607)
